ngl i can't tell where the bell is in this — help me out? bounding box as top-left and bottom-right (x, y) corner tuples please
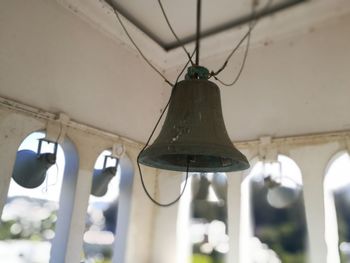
(91, 167), (117, 197)
(12, 149), (56, 188)
(139, 68), (249, 173)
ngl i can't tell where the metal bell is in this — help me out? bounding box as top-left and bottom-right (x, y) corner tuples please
(12, 139), (57, 189)
(139, 69), (249, 173)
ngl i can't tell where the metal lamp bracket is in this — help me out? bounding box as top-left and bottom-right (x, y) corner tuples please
(45, 113), (69, 144)
(102, 155), (119, 170)
(258, 136), (278, 162)
(37, 138), (58, 157)
(112, 143), (126, 159)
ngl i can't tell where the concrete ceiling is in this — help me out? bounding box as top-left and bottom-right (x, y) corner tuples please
(1, 0), (350, 144)
(54, 0), (350, 69)
(109, 0), (305, 50)
(182, 14), (350, 141)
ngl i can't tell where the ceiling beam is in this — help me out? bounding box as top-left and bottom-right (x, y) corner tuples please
(55, 0), (350, 70)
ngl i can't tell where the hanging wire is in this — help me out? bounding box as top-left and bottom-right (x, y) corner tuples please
(42, 163), (59, 193)
(210, 0), (273, 78)
(138, 156), (190, 207)
(157, 0), (195, 66)
(105, 0), (196, 207)
(212, 20), (252, 86)
(107, 0), (274, 205)
(110, 5), (174, 87)
(137, 48), (196, 207)
(40, 122), (62, 193)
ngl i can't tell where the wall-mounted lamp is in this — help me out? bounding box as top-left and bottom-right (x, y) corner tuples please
(262, 161), (301, 209)
(91, 155), (119, 197)
(12, 139), (57, 189)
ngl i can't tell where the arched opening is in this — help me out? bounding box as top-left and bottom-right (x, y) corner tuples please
(240, 155), (308, 262)
(0, 131), (65, 262)
(324, 151), (350, 263)
(81, 150), (120, 262)
(177, 173), (229, 263)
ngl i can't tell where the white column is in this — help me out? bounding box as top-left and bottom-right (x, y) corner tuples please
(239, 175), (254, 263)
(50, 132), (105, 263)
(150, 169), (183, 263)
(227, 171), (243, 263)
(112, 151), (135, 263)
(324, 189), (340, 263)
(289, 143), (338, 263)
(120, 147), (157, 263)
(0, 111), (43, 216)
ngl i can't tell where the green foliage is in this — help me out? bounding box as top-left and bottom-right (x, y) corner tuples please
(0, 202), (57, 242)
(94, 259), (112, 263)
(192, 254), (213, 263)
(280, 252), (305, 263)
(251, 181), (307, 262)
(0, 220), (14, 240)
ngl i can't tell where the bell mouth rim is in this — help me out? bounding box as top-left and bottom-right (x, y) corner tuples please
(138, 144), (250, 173)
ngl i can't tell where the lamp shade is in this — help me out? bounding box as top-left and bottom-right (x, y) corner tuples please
(265, 176), (301, 209)
(191, 174), (211, 201)
(90, 167), (117, 197)
(12, 149), (56, 188)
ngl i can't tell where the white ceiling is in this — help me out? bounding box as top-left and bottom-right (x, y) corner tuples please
(1, 0), (350, 144)
(207, 18), (350, 141)
(55, 0), (350, 69)
(109, 0), (304, 49)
